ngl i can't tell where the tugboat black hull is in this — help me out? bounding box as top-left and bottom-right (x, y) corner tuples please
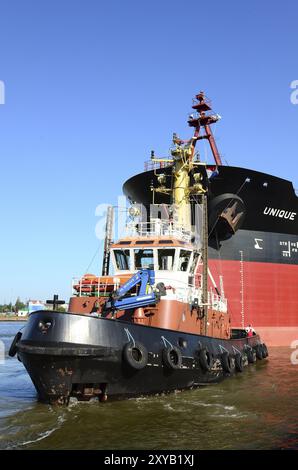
(14, 311), (266, 404)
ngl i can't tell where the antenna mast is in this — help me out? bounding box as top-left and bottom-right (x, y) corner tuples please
(188, 91), (222, 166)
(102, 206), (114, 276)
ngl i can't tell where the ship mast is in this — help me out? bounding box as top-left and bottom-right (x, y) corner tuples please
(102, 206), (114, 276)
(188, 91), (222, 167)
(201, 193), (209, 333)
(151, 91), (222, 333)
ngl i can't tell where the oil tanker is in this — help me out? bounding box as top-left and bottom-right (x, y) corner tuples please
(123, 92), (298, 347)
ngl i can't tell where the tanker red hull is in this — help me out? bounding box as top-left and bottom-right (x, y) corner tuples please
(209, 259), (298, 346)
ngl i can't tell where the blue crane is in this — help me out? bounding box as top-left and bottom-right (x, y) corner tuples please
(104, 269), (163, 312)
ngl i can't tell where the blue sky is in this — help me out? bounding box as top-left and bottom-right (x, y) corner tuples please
(0, 0), (298, 304)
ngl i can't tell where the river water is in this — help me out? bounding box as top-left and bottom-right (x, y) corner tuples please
(0, 322), (298, 450)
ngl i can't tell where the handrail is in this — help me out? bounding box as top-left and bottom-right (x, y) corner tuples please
(125, 219), (192, 242)
(72, 277), (120, 297)
(144, 160), (172, 171)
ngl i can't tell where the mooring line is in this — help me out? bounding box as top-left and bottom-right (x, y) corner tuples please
(124, 328), (135, 347)
(161, 335), (173, 349)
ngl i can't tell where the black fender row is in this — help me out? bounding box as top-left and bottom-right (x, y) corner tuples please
(10, 332), (268, 373)
(123, 342), (183, 370)
(122, 341), (269, 371)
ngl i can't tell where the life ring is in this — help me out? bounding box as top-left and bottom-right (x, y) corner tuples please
(122, 341), (148, 370)
(234, 353), (243, 372)
(220, 352), (233, 373)
(162, 346), (182, 370)
(246, 347), (256, 364)
(199, 348), (213, 372)
(9, 332), (22, 357)
(255, 344), (263, 360)
(262, 343), (269, 358)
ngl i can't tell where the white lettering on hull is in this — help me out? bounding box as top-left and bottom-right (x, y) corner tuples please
(254, 238), (263, 250)
(263, 207), (296, 220)
(280, 240), (298, 258)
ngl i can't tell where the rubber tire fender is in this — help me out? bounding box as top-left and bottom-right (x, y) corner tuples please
(122, 341), (148, 370)
(235, 353), (243, 372)
(199, 348), (213, 372)
(221, 352), (232, 373)
(246, 347), (256, 364)
(8, 332), (22, 357)
(255, 344), (263, 360)
(262, 343), (269, 358)
(162, 346), (182, 370)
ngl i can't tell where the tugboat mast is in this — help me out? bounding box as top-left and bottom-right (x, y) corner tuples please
(188, 91), (222, 166)
(102, 205), (114, 276)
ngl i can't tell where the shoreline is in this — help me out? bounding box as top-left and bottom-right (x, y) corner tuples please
(0, 317), (27, 322)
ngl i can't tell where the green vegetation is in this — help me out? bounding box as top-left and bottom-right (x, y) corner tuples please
(0, 297), (27, 314)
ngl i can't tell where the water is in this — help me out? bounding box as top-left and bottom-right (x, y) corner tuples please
(1, 322), (298, 450)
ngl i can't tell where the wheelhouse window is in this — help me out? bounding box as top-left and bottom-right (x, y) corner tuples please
(178, 250), (192, 271)
(134, 249), (154, 269)
(158, 248), (176, 271)
(114, 249), (130, 270)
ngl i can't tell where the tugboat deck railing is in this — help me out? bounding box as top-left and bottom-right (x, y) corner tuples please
(144, 160), (172, 171)
(125, 220), (192, 242)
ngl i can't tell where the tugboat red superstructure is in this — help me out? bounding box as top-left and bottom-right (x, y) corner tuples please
(10, 92), (269, 404)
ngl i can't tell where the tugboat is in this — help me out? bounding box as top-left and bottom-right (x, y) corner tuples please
(9, 92), (269, 404)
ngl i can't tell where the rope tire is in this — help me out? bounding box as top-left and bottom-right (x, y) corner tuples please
(162, 346), (182, 370)
(122, 341), (148, 370)
(8, 332), (22, 357)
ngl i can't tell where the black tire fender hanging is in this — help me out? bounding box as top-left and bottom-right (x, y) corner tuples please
(220, 352), (232, 373)
(235, 353), (243, 372)
(246, 347), (256, 364)
(8, 332), (22, 357)
(122, 341), (148, 370)
(162, 346), (182, 370)
(255, 344), (263, 360)
(199, 348), (213, 372)
(262, 343), (269, 358)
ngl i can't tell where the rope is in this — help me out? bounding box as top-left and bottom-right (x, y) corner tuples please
(124, 328), (136, 347)
(82, 243), (102, 276)
(161, 335), (173, 349)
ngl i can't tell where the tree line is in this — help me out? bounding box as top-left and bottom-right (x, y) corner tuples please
(0, 297), (27, 313)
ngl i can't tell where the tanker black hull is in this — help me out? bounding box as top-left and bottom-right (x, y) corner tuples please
(123, 164), (298, 345)
(15, 311), (265, 404)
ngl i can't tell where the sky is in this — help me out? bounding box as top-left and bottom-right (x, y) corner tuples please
(0, 0), (298, 304)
